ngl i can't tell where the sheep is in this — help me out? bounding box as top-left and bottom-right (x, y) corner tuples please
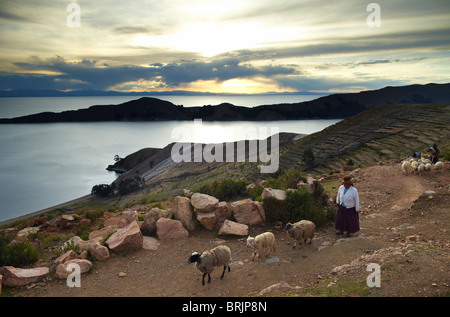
(410, 161), (419, 174)
(246, 232), (275, 261)
(425, 163), (432, 171)
(187, 245), (232, 285)
(417, 163), (426, 175)
(401, 160), (410, 175)
(434, 161), (443, 171)
(285, 220), (316, 248)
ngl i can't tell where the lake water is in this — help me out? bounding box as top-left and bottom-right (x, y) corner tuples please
(0, 95), (338, 222)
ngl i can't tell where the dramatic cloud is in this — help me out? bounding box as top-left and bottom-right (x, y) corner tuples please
(0, 0), (449, 93)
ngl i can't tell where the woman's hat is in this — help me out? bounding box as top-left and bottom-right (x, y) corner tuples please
(342, 175), (353, 186)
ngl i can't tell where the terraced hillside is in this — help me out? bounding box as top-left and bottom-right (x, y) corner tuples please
(278, 103), (450, 174)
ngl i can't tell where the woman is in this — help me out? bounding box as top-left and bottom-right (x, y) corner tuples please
(335, 175), (360, 237)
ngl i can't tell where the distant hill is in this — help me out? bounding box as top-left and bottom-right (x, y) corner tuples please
(1, 83), (449, 123)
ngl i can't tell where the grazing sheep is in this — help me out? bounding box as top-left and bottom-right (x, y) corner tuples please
(417, 163), (426, 175)
(285, 220), (316, 248)
(425, 163), (432, 171)
(401, 160), (410, 175)
(187, 245), (232, 285)
(434, 161), (443, 171)
(410, 161), (418, 174)
(247, 232), (275, 261)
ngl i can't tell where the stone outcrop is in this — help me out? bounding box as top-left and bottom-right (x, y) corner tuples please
(140, 207), (172, 236)
(261, 188), (286, 200)
(172, 196), (196, 231)
(14, 227), (40, 242)
(190, 193), (219, 212)
(142, 236), (160, 250)
(0, 266), (49, 287)
(156, 218), (189, 239)
(106, 220), (143, 253)
(55, 259), (92, 279)
(52, 250), (78, 271)
(218, 219), (248, 236)
(230, 198), (266, 225)
(196, 211), (216, 230)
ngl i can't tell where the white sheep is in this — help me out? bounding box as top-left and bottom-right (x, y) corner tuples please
(434, 161), (443, 171)
(410, 161), (418, 174)
(246, 232), (275, 261)
(425, 163), (432, 171)
(417, 163), (426, 175)
(285, 220), (316, 248)
(187, 245), (232, 285)
(401, 160), (410, 175)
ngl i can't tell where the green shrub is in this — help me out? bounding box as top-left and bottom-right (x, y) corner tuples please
(262, 187), (328, 226)
(248, 185), (264, 201)
(265, 166), (306, 189)
(0, 232), (39, 267)
(197, 178), (248, 201)
(439, 148), (450, 161)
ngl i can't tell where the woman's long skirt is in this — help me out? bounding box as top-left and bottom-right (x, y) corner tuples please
(335, 205), (360, 233)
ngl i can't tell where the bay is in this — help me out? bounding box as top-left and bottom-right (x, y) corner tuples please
(0, 95), (337, 222)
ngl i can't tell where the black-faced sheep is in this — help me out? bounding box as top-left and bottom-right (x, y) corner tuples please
(285, 220), (316, 248)
(246, 232), (275, 261)
(187, 245), (232, 285)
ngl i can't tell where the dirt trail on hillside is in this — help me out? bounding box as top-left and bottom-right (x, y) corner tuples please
(9, 163), (450, 297)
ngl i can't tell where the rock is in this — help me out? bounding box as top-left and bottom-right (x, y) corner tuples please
(140, 207), (173, 236)
(121, 210), (138, 224)
(106, 220), (143, 253)
(142, 236), (160, 250)
(62, 235), (98, 251)
(156, 218), (189, 239)
(59, 214), (78, 229)
(230, 198), (266, 225)
(89, 241), (110, 261)
(0, 266), (49, 287)
(14, 227), (40, 242)
(89, 226), (118, 241)
(261, 188), (286, 200)
(214, 202), (231, 228)
(55, 259), (92, 279)
(259, 281), (300, 296)
(104, 216), (128, 229)
(218, 219), (248, 236)
(52, 250), (79, 271)
(406, 235), (422, 242)
(171, 196), (196, 231)
(196, 211), (216, 230)
(190, 193), (219, 212)
(118, 272), (127, 277)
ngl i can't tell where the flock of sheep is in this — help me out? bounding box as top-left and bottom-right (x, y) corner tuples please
(187, 220), (316, 285)
(401, 157), (444, 176)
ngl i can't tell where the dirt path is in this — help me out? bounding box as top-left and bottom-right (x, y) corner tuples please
(8, 163), (450, 297)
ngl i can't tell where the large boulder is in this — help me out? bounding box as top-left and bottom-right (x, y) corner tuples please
(106, 220), (143, 253)
(0, 266), (49, 287)
(218, 219), (248, 236)
(156, 218), (189, 239)
(55, 259), (92, 279)
(52, 250), (78, 271)
(140, 207), (172, 236)
(14, 227), (40, 242)
(196, 211), (216, 230)
(172, 196), (196, 231)
(261, 188), (286, 200)
(89, 241), (110, 261)
(230, 198), (266, 225)
(214, 202), (231, 228)
(190, 193), (219, 212)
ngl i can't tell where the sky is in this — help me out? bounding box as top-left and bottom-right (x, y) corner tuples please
(0, 0), (449, 94)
